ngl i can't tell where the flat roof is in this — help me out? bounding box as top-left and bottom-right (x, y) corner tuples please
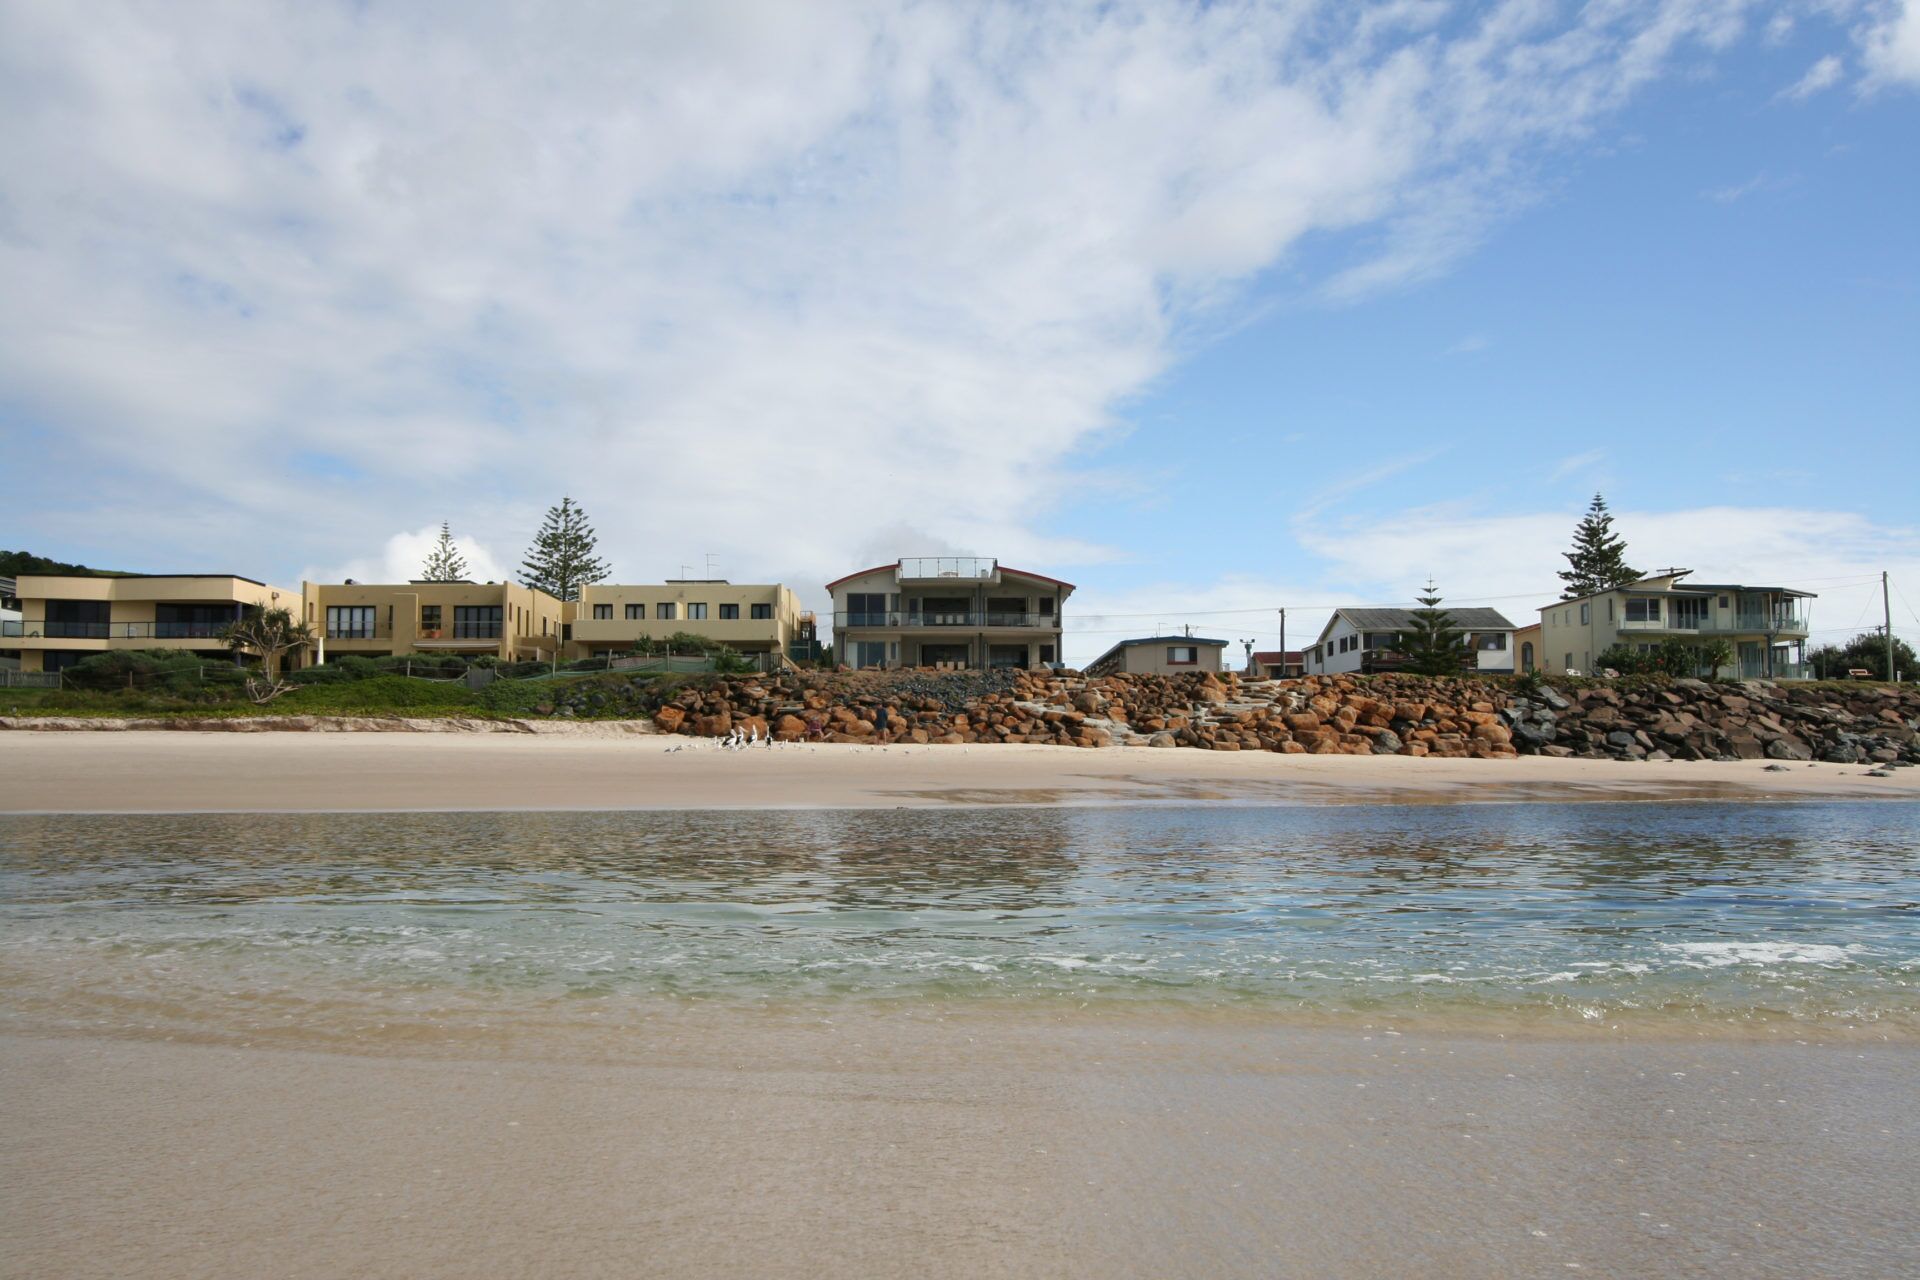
(17, 572), (271, 586)
(824, 561), (1077, 591)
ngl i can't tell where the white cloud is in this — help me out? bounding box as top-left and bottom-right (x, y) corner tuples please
(1861, 0), (1920, 87)
(1779, 53), (1846, 99)
(0, 0), (1802, 613)
(306, 526), (509, 587)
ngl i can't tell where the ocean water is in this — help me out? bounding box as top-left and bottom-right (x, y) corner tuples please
(2, 802), (1917, 1033)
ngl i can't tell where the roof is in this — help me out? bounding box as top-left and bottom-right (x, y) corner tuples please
(1331, 607), (1515, 634)
(17, 572), (270, 586)
(823, 561), (1077, 591)
(1555, 572), (1817, 603)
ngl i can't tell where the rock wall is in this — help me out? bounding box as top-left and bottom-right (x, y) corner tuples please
(638, 668), (1920, 766)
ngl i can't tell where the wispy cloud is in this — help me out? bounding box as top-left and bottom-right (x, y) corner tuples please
(1546, 450), (1606, 483)
(1705, 170), (1800, 203)
(1294, 449), (1449, 523)
(1443, 333), (1491, 356)
(1778, 53), (1846, 100)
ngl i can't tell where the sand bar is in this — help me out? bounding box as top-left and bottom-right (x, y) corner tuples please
(2, 729), (1916, 813)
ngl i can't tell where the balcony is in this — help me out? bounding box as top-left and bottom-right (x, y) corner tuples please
(836, 611), (1055, 630)
(895, 557), (999, 584)
(27, 621), (238, 640)
(1618, 614), (1807, 636)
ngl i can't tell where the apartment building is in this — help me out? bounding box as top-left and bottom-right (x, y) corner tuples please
(571, 580), (804, 660)
(1538, 571), (1814, 679)
(1304, 607), (1517, 676)
(302, 580), (565, 664)
(827, 557), (1071, 670)
(5, 573), (299, 672)
(0, 578), (22, 671)
(1084, 634), (1227, 678)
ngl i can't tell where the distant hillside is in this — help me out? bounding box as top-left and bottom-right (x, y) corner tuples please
(0, 550), (132, 578)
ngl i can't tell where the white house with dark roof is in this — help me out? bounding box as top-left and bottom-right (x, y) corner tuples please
(1304, 606), (1517, 676)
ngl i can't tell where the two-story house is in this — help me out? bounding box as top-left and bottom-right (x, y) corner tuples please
(827, 557), (1071, 670)
(302, 580), (566, 665)
(1538, 571), (1814, 679)
(1304, 607), (1517, 676)
(7, 573), (299, 673)
(570, 580), (803, 664)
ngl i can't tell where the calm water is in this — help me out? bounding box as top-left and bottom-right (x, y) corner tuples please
(2, 803), (1917, 1031)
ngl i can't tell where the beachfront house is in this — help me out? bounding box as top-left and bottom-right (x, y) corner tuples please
(1538, 570), (1814, 679)
(1304, 607), (1517, 676)
(303, 579), (566, 666)
(1083, 634), (1228, 678)
(827, 557), (1071, 670)
(569, 580), (804, 665)
(1512, 622), (1542, 674)
(6, 573), (299, 673)
(1249, 649), (1304, 679)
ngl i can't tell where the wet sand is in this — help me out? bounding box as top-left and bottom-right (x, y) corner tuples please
(4, 1007), (1917, 1279)
(3, 731), (1916, 812)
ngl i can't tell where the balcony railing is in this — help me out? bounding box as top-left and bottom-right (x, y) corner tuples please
(836, 611), (1055, 629)
(1, 620), (23, 638)
(895, 557), (997, 582)
(1618, 614), (1807, 635)
(26, 620), (244, 640)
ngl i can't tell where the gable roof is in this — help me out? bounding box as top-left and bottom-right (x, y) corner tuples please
(1318, 607), (1515, 642)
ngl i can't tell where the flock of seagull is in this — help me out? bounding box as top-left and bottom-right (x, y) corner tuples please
(661, 725), (930, 755)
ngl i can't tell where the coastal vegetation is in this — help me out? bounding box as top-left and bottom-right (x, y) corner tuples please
(1557, 493), (1641, 598)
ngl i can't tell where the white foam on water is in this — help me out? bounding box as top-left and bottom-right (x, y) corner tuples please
(1658, 941), (1862, 968)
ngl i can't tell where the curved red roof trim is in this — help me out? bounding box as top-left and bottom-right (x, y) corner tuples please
(822, 563), (1077, 592)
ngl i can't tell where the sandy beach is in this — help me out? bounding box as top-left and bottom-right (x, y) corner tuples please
(3, 729), (1917, 812)
(5, 1004), (1918, 1280)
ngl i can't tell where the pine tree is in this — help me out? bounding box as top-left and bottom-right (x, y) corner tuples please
(1558, 493), (1640, 599)
(1402, 580), (1469, 676)
(420, 522), (469, 582)
(518, 497), (609, 602)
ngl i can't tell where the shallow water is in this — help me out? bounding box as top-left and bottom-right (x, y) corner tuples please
(2, 802), (1917, 1033)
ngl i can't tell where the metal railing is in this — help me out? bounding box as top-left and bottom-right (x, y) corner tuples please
(0, 670), (62, 689)
(21, 620), (245, 640)
(896, 556), (997, 581)
(835, 611), (1054, 629)
(451, 622), (504, 639)
(1618, 614), (1807, 635)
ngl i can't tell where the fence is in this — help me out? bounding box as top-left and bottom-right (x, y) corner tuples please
(1, 671), (65, 689)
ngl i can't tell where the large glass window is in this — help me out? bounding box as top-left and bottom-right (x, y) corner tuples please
(1625, 597), (1660, 623)
(326, 606), (376, 639)
(846, 593), (887, 626)
(44, 600), (109, 638)
(453, 605), (502, 638)
(154, 604), (237, 639)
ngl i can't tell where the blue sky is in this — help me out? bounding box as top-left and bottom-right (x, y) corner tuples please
(2, 1), (1916, 662)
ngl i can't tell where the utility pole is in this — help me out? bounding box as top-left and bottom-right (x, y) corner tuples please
(1886, 571), (1896, 682)
(1279, 608), (1287, 671)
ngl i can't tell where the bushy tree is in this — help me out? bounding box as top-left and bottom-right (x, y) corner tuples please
(1402, 581), (1470, 676)
(420, 522), (468, 581)
(1809, 632), (1917, 681)
(518, 497), (608, 602)
(1558, 494), (1640, 599)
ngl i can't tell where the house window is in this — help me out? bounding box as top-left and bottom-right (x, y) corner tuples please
(1039, 598), (1055, 616)
(688, 603), (708, 620)
(1607, 600), (1614, 621)
(1625, 598), (1660, 623)
(719, 604), (740, 620)
(625, 604), (643, 620)
(1565, 653), (1574, 670)
(1719, 595), (1730, 608)
(593, 604), (612, 620)
(325, 606), (376, 639)
(1167, 646), (1198, 665)
(1040, 644), (1056, 664)
(846, 593), (887, 626)
(1476, 633), (1507, 651)
(656, 603), (675, 620)
(420, 605), (442, 632)
(1579, 603), (1590, 625)
(750, 603), (772, 620)
(452, 605), (502, 638)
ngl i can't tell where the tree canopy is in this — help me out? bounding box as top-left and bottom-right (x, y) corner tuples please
(1808, 631), (1917, 681)
(518, 497), (609, 602)
(1402, 580), (1470, 676)
(1558, 494), (1640, 599)
(420, 521), (469, 582)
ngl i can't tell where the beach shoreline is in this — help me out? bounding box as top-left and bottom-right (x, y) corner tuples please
(2, 729), (1915, 813)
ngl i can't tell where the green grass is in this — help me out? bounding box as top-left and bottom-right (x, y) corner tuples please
(1, 672), (660, 720)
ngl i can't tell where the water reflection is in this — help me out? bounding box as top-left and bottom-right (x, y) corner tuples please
(1, 803), (1915, 1026)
